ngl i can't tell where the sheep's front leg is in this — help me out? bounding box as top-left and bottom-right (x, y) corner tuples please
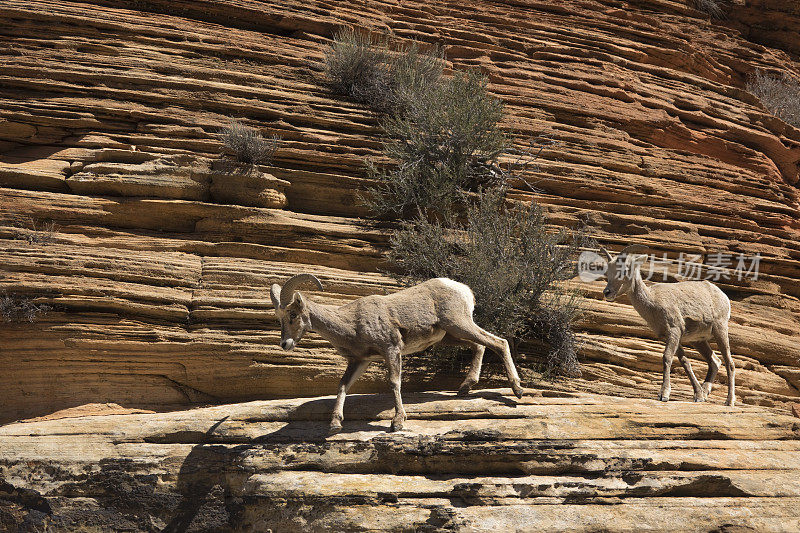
(659, 333), (680, 402)
(713, 324), (735, 407)
(384, 347), (406, 432)
(330, 359), (370, 434)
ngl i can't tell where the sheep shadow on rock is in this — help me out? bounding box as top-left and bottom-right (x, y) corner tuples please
(250, 389), (520, 443)
(161, 390), (518, 531)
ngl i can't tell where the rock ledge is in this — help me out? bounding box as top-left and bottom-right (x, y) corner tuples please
(2, 389), (799, 532)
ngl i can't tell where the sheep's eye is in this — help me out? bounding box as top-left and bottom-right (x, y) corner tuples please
(288, 311), (297, 321)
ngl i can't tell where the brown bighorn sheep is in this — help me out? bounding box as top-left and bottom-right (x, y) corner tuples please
(600, 245), (735, 406)
(271, 274), (524, 432)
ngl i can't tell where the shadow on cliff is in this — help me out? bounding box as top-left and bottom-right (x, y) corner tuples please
(249, 388), (519, 442)
(161, 390), (518, 531)
(161, 417), (240, 533)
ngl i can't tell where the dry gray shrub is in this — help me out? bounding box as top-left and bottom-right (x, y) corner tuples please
(693, 0), (726, 19)
(746, 71), (800, 127)
(0, 293), (51, 323)
(365, 70), (507, 218)
(323, 31), (591, 376)
(324, 29), (443, 115)
(390, 186), (590, 377)
(220, 119), (279, 165)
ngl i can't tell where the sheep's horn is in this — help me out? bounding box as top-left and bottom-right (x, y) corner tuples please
(619, 244), (649, 257)
(280, 274), (324, 307)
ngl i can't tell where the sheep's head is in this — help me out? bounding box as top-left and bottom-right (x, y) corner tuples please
(270, 274), (323, 351)
(600, 245), (649, 301)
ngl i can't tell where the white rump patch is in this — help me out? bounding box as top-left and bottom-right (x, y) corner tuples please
(436, 278), (475, 315)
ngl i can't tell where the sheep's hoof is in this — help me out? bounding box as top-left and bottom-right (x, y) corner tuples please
(512, 384), (524, 400)
(725, 397), (735, 407)
(389, 419), (405, 432)
(658, 393), (670, 402)
(458, 379), (477, 396)
(693, 393), (706, 403)
(702, 382), (713, 396)
(328, 420), (342, 435)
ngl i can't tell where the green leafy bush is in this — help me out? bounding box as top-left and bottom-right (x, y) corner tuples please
(747, 71), (800, 127)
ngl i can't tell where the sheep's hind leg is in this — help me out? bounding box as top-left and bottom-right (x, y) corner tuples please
(330, 359), (370, 434)
(676, 346), (705, 402)
(442, 322), (523, 399)
(439, 334), (485, 396)
(458, 342), (485, 396)
(383, 346), (406, 432)
(692, 340), (720, 398)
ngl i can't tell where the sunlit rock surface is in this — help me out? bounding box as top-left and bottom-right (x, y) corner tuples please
(2, 389), (799, 531)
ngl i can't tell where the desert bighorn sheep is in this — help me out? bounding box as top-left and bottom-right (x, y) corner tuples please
(271, 274), (524, 432)
(600, 244), (735, 406)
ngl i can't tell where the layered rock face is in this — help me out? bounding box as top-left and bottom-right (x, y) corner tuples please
(2, 390), (799, 532)
(1, 0), (800, 424)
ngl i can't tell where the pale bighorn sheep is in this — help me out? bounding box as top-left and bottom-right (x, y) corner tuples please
(271, 274), (524, 432)
(600, 244), (735, 406)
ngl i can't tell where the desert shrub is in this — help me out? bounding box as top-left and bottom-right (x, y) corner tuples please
(27, 219), (58, 244)
(746, 71), (800, 127)
(0, 293), (51, 323)
(15, 218), (58, 245)
(390, 187), (587, 376)
(219, 119), (279, 165)
(693, 0), (726, 19)
(324, 29), (443, 115)
(324, 30), (390, 108)
(365, 70), (507, 218)
(383, 41), (445, 115)
(323, 31), (589, 376)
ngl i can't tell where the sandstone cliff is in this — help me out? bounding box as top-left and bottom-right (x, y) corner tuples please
(2, 0), (799, 422)
(2, 1), (800, 530)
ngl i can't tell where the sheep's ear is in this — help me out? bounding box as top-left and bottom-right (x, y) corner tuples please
(289, 292), (306, 310)
(599, 247), (613, 262)
(627, 254), (648, 268)
(270, 284), (282, 309)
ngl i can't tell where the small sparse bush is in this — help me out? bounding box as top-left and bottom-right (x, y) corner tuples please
(220, 119), (279, 165)
(325, 30), (390, 107)
(25, 219), (58, 245)
(365, 70), (507, 217)
(693, 0), (726, 19)
(746, 71), (800, 127)
(0, 293), (51, 323)
(390, 187), (588, 376)
(12, 218), (59, 244)
(324, 29), (443, 115)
